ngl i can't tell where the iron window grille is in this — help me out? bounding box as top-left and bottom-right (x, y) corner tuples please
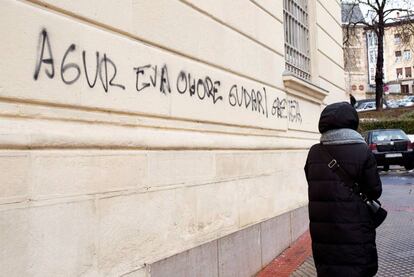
(283, 0), (311, 80)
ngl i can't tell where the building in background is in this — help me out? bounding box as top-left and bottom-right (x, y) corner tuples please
(0, 1), (345, 276)
(343, 3), (414, 100)
(342, 3), (369, 100)
(384, 17), (414, 95)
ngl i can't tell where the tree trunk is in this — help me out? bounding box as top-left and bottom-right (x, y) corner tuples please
(375, 15), (385, 111)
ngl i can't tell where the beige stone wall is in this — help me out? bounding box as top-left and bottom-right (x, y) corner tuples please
(315, 0), (347, 104)
(0, 0), (345, 276)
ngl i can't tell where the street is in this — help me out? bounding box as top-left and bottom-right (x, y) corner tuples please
(376, 169), (414, 276)
(292, 168), (414, 277)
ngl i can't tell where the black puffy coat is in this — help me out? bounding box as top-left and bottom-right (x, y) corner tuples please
(304, 103), (382, 277)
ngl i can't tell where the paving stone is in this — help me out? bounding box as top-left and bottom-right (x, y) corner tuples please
(291, 176), (414, 277)
(257, 232), (311, 277)
(290, 257), (316, 277)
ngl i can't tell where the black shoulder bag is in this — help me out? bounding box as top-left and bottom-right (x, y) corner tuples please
(320, 143), (387, 228)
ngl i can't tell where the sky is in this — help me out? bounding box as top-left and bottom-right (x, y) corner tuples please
(356, 0), (413, 21)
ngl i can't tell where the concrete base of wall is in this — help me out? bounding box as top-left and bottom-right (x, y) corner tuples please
(147, 206), (309, 277)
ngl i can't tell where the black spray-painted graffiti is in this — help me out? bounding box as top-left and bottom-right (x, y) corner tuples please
(271, 98), (302, 123)
(288, 100), (302, 123)
(34, 29), (125, 92)
(272, 97), (287, 119)
(134, 64), (171, 94)
(133, 65), (223, 104)
(33, 28), (302, 124)
(228, 85), (268, 117)
(176, 70), (223, 104)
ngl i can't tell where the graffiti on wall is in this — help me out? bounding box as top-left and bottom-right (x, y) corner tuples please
(33, 28), (302, 124)
(34, 29), (125, 92)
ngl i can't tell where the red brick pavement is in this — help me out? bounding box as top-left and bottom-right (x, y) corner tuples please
(256, 231), (312, 277)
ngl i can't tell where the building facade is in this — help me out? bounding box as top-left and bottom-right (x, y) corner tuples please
(343, 3), (414, 100)
(0, 1), (345, 276)
(384, 21), (414, 95)
(342, 3), (370, 100)
(344, 26), (370, 100)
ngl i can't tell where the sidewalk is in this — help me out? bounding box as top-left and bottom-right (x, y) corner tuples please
(257, 177), (414, 277)
(256, 231), (312, 277)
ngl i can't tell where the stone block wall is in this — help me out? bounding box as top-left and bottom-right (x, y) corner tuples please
(0, 0), (344, 276)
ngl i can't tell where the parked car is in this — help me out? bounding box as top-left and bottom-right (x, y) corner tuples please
(400, 96), (414, 107)
(356, 101), (386, 112)
(356, 101), (376, 112)
(386, 99), (399, 108)
(362, 129), (414, 171)
(355, 99), (373, 109)
(396, 99), (408, 107)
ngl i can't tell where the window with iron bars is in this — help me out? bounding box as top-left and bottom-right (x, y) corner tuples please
(284, 0), (311, 80)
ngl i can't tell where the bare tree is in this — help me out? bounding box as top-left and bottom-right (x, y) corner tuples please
(342, 0), (414, 111)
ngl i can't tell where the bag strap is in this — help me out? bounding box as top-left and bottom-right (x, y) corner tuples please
(319, 143), (382, 210)
(319, 143), (362, 196)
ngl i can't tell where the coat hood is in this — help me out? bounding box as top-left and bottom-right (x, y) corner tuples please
(318, 102), (359, 133)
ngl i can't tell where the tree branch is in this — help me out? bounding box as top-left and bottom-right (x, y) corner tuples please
(383, 8), (412, 17)
(380, 0), (386, 10)
(364, 0), (379, 12)
(383, 18), (395, 24)
(353, 20), (375, 29)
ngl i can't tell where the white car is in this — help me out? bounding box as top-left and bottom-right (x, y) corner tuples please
(386, 100), (399, 108)
(401, 96), (414, 107)
(356, 101), (386, 112)
(356, 101), (376, 111)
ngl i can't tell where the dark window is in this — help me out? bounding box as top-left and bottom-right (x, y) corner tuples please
(371, 129), (408, 143)
(406, 67), (412, 78)
(402, 84), (409, 94)
(397, 68), (403, 79)
(396, 51), (402, 62)
(395, 34), (401, 44)
(402, 33), (411, 43)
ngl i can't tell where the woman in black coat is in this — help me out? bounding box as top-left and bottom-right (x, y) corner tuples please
(304, 102), (382, 277)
